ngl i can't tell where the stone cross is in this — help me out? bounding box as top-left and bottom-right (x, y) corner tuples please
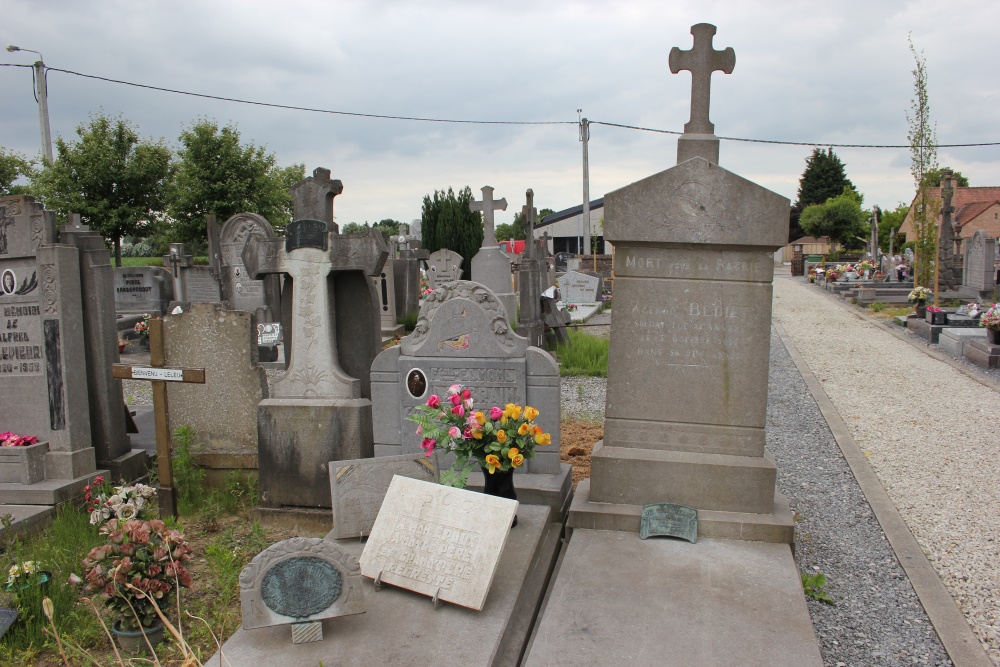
(938, 170), (958, 291)
(469, 186), (507, 247)
(242, 220), (387, 399)
(163, 242), (193, 303)
(290, 168), (343, 230)
(669, 23), (735, 135)
(521, 189), (538, 260)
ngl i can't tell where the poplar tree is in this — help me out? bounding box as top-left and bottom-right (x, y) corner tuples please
(906, 35), (939, 288)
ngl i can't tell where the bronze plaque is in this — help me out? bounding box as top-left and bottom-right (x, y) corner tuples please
(285, 219), (328, 252)
(640, 503), (698, 543)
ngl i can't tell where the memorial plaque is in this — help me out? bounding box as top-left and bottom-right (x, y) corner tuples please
(240, 537), (364, 631)
(285, 219), (328, 252)
(329, 453), (438, 539)
(256, 322), (282, 346)
(183, 266), (221, 303)
(114, 266), (171, 314)
(639, 503), (698, 543)
(359, 475), (517, 611)
(560, 270), (602, 304)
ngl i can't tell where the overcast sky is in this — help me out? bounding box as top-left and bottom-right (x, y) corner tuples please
(3, 0), (998, 230)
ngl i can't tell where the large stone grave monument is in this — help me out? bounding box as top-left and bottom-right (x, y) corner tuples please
(391, 234), (427, 319)
(163, 302), (269, 477)
(516, 189), (545, 348)
(218, 212), (282, 321)
(526, 24), (821, 667)
(244, 169), (388, 514)
(425, 249), (463, 290)
(962, 230), (997, 299)
(114, 266), (172, 315)
(371, 280), (569, 508)
(0, 196), (99, 502)
(470, 186), (517, 319)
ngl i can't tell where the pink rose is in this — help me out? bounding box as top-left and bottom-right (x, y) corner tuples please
(463, 398), (473, 410)
(451, 404), (465, 418)
(489, 406), (503, 420)
(448, 426), (461, 440)
(461, 389), (472, 400)
(463, 427), (473, 439)
(448, 393), (462, 407)
(426, 395), (441, 409)
(420, 438), (436, 456)
(448, 384), (461, 395)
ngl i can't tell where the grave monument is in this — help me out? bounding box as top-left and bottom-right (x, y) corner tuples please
(425, 249), (463, 290)
(218, 212), (281, 322)
(516, 189), (545, 347)
(470, 186), (517, 319)
(114, 266), (172, 315)
(962, 230), (997, 299)
(162, 243), (222, 310)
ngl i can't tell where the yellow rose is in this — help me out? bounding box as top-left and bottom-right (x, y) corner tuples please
(509, 404), (523, 420)
(518, 423), (531, 436)
(474, 411), (486, 426)
(496, 429), (508, 444)
(472, 429), (483, 440)
(534, 432), (551, 446)
(524, 406), (539, 421)
(507, 447), (520, 459)
(532, 425), (544, 436)
(511, 453), (524, 467)
(484, 454), (501, 473)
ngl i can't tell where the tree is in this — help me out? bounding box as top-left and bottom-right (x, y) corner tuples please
(921, 167), (968, 190)
(31, 114), (171, 266)
(878, 202), (910, 252)
(906, 35), (938, 288)
(421, 187), (482, 280)
(340, 222), (367, 235)
(790, 147), (857, 242)
(495, 223), (514, 241)
(168, 119), (304, 246)
(0, 148), (32, 196)
(799, 187), (868, 247)
(510, 207), (555, 241)
(372, 218), (402, 240)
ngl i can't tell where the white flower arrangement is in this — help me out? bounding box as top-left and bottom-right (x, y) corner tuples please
(87, 481), (157, 527)
(908, 286), (932, 303)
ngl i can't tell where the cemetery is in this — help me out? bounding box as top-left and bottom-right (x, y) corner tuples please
(1, 19), (999, 667)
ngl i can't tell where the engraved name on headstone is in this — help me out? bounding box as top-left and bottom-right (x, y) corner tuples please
(639, 503), (698, 543)
(559, 270), (602, 304)
(359, 475), (517, 611)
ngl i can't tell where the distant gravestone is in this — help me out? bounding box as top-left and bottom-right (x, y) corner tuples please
(163, 243), (222, 308)
(373, 264), (402, 337)
(0, 195), (96, 483)
(240, 537), (365, 642)
(392, 237), (427, 319)
(329, 453), (437, 539)
(371, 280), (560, 475)
(425, 249), (463, 289)
(560, 270), (602, 304)
(470, 186), (516, 319)
(359, 475), (517, 611)
(219, 212), (280, 319)
(962, 230), (997, 298)
(517, 189), (545, 347)
(114, 266), (172, 315)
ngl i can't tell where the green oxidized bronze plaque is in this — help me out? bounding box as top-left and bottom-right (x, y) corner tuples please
(640, 503), (698, 543)
(261, 557), (342, 619)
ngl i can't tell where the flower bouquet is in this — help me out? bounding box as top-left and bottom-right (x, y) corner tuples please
(5, 560), (50, 592)
(133, 314), (153, 339)
(79, 519), (193, 632)
(0, 432), (38, 447)
(407, 384), (552, 489)
(85, 476), (158, 527)
(908, 286), (932, 304)
(980, 304), (1000, 343)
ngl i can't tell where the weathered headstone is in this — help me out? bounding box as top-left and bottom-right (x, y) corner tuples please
(372, 263), (403, 338)
(240, 537), (365, 642)
(329, 453), (437, 539)
(218, 212), (281, 321)
(559, 270), (603, 304)
(244, 169), (388, 510)
(517, 189), (545, 347)
(962, 230), (997, 298)
(470, 186), (517, 319)
(0, 195), (97, 486)
(937, 170), (959, 291)
(425, 249), (463, 289)
(163, 303), (268, 474)
(359, 475), (517, 610)
(371, 280), (561, 477)
(289, 167), (342, 228)
(113, 266), (172, 315)
(392, 236), (427, 319)
(163, 243), (222, 309)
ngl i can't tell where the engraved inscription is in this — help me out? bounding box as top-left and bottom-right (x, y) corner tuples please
(261, 557), (342, 618)
(428, 366), (518, 406)
(629, 299), (752, 366)
(618, 246), (771, 282)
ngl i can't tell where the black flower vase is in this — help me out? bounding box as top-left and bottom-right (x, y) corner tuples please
(481, 467), (518, 527)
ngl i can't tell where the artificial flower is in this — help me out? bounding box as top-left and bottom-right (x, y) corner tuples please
(496, 429), (508, 444)
(524, 406), (539, 421)
(426, 395), (441, 409)
(484, 454), (501, 473)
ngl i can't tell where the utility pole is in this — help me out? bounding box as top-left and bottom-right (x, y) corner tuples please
(580, 113), (592, 257)
(6, 45), (53, 163)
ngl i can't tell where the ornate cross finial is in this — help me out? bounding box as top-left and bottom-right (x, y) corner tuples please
(669, 23), (735, 135)
(469, 185), (507, 247)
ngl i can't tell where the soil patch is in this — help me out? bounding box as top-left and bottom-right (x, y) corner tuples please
(560, 419), (602, 488)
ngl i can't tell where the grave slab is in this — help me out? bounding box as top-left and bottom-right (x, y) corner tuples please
(523, 530), (822, 667)
(938, 327), (987, 357)
(213, 504), (560, 667)
(964, 338), (1000, 369)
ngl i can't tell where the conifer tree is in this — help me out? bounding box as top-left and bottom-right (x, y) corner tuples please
(420, 186), (482, 280)
(790, 147), (856, 242)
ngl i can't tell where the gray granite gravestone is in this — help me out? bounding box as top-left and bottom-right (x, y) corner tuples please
(163, 243), (222, 310)
(371, 281), (570, 508)
(240, 537), (364, 643)
(470, 186), (517, 319)
(244, 171), (388, 511)
(392, 236), (427, 319)
(0, 196), (97, 488)
(425, 249), (463, 290)
(516, 190), (545, 348)
(114, 266), (172, 315)
(575, 24), (793, 542)
(59, 215), (146, 481)
(289, 167), (342, 229)
(560, 270), (602, 304)
(962, 230), (997, 298)
(163, 303), (269, 474)
(219, 212), (281, 321)
(329, 453), (437, 539)
(372, 261), (403, 338)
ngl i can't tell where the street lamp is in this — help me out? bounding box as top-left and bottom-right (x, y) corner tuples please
(6, 45), (53, 163)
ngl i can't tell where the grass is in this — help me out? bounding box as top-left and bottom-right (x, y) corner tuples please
(556, 329), (609, 377)
(117, 257), (209, 268)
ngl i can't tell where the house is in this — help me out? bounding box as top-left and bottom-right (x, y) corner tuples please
(899, 185), (1000, 245)
(536, 198), (610, 255)
(779, 236), (834, 263)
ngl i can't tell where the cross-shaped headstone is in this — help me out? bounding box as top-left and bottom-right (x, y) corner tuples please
(112, 319), (206, 519)
(242, 220), (387, 399)
(470, 186), (507, 247)
(290, 168), (344, 230)
(163, 242), (193, 303)
(669, 23), (735, 136)
(521, 189), (538, 260)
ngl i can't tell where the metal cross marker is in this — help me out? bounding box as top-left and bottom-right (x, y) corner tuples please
(469, 186), (507, 247)
(669, 23), (735, 135)
(112, 319), (205, 519)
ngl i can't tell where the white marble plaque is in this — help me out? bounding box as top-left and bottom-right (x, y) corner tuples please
(560, 271), (601, 304)
(359, 475), (517, 611)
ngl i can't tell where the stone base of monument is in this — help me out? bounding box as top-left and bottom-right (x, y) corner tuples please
(567, 479), (794, 544)
(522, 529), (822, 666)
(0, 469), (108, 506)
(257, 399), (374, 510)
(100, 449), (150, 484)
(939, 328), (987, 357)
(0, 505), (55, 541)
(463, 463), (573, 515)
(380, 323), (405, 340)
(965, 338), (1000, 369)
(515, 321), (545, 349)
(564, 303), (601, 323)
(906, 318), (978, 345)
(212, 504), (562, 666)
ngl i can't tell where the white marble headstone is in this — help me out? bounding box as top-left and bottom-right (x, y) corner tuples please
(560, 270), (602, 304)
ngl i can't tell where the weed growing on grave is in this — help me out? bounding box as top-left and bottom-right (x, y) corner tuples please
(224, 469), (259, 510)
(869, 302), (886, 312)
(173, 425), (206, 513)
(399, 309), (420, 333)
(556, 329), (609, 377)
(801, 571), (836, 605)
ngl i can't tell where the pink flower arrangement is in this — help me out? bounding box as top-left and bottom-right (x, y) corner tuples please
(0, 432), (39, 447)
(926, 305), (942, 313)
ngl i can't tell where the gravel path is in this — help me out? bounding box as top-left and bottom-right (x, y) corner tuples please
(773, 273), (999, 664)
